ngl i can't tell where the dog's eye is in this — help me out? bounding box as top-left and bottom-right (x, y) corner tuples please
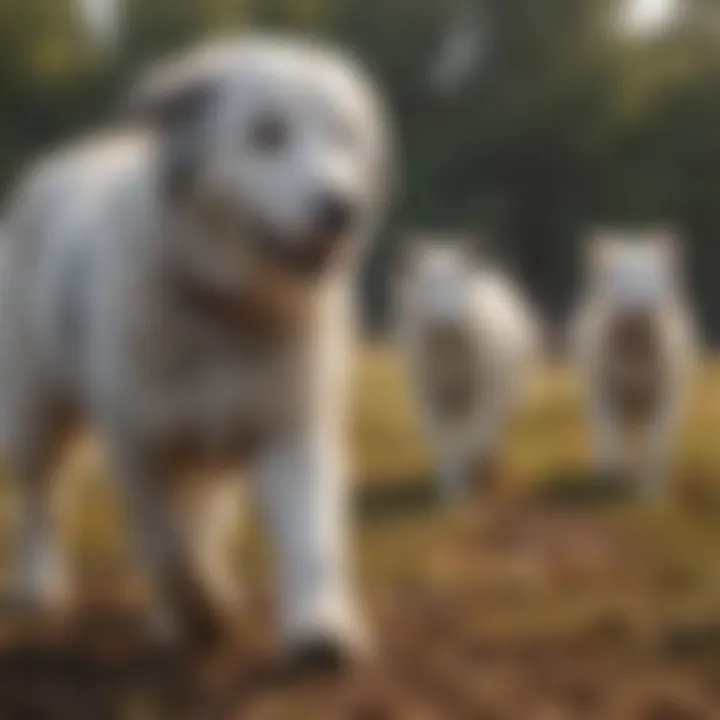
(248, 114), (289, 153)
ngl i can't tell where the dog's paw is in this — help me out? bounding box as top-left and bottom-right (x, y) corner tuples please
(288, 635), (360, 674)
(284, 606), (372, 675)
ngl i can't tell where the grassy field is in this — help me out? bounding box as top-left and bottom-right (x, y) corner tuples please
(3, 346), (720, 718)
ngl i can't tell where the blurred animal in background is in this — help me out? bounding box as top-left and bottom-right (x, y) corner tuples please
(395, 235), (539, 502)
(571, 228), (697, 498)
(0, 34), (391, 665)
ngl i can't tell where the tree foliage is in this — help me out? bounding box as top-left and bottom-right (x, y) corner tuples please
(1, 0), (720, 334)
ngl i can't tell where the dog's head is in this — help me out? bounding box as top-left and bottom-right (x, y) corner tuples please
(126, 36), (391, 290)
(395, 234), (481, 324)
(586, 227), (682, 311)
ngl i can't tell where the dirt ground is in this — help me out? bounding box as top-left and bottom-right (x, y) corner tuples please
(1, 352), (720, 718)
(2, 485), (720, 719)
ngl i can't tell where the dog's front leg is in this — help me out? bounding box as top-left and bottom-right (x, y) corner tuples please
(8, 435), (70, 612)
(436, 444), (472, 503)
(469, 382), (514, 494)
(175, 475), (245, 624)
(588, 391), (625, 481)
(421, 412), (469, 503)
(638, 394), (680, 500)
(2, 387), (71, 614)
(255, 425), (367, 667)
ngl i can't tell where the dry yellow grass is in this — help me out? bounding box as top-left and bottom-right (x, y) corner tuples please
(352, 344), (720, 489)
(3, 346), (720, 718)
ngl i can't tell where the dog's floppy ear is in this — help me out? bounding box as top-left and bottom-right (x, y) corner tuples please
(585, 228), (620, 272)
(122, 51), (220, 200)
(648, 224), (685, 295)
(123, 51), (218, 125)
(582, 228), (619, 296)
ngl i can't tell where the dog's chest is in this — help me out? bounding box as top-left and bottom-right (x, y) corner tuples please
(600, 311), (666, 421)
(145, 313), (304, 466)
(417, 323), (483, 421)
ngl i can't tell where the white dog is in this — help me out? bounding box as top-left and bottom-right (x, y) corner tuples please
(571, 229), (697, 498)
(395, 236), (539, 502)
(0, 35), (390, 663)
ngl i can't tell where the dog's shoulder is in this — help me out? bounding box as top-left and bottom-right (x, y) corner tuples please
(8, 129), (158, 235)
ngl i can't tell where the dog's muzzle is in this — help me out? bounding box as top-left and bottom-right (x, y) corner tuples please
(255, 193), (357, 277)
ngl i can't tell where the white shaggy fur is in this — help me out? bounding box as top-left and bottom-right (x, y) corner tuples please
(571, 230), (697, 498)
(0, 35), (390, 658)
(396, 238), (539, 502)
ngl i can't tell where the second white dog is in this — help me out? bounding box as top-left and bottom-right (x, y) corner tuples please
(396, 236), (539, 502)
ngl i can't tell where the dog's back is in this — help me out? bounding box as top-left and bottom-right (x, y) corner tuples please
(0, 130), (158, 402)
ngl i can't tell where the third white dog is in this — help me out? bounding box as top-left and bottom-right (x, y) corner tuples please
(571, 229), (697, 498)
(396, 236), (539, 502)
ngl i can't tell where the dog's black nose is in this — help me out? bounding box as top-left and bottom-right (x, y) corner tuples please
(314, 194), (355, 236)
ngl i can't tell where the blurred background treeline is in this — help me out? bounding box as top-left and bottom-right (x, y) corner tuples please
(1, 0), (720, 337)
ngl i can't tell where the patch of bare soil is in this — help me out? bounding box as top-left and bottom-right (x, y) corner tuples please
(1, 495), (719, 719)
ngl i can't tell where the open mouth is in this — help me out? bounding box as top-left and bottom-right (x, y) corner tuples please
(194, 195), (349, 278)
(251, 223), (345, 277)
